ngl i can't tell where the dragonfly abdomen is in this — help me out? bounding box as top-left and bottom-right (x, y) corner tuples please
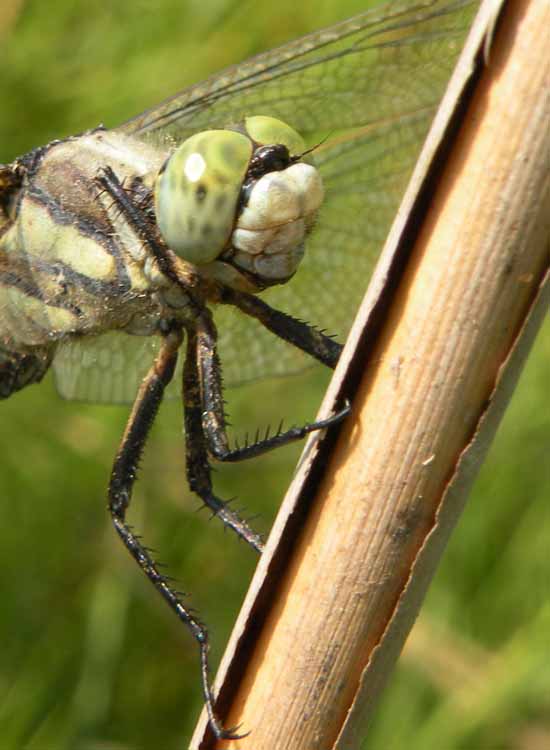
(0, 345), (51, 399)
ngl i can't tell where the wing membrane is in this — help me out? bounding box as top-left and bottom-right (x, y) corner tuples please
(54, 333), (161, 403)
(122, 0), (473, 143)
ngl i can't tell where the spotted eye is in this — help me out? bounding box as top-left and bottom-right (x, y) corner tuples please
(155, 130), (252, 265)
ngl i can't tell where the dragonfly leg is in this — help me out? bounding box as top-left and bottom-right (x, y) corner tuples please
(183, 317), (264, 553)
(221, 287), (343, 368)
(98, 164), (264, 550)
(213, 404), (350, 463)
(96, 166), (180, 286)
(201, 292), (350, 461)
(108, 325), (243, 741)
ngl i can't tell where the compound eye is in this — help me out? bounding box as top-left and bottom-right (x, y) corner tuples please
(155, 129), (252, 265)
(244, 115), (306, 156)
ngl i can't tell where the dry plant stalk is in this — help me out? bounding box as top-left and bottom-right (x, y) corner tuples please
(192, 0), (549, 746)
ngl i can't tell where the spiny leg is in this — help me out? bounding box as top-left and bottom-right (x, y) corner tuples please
(108, 326), (242, 740)
(183, 318), (264, 553)
(197, 296), (349, 462)
(220, 286), (343, 368)
(97, 166), (180, 286)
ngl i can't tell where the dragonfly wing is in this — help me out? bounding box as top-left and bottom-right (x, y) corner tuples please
(121, 0), (475, 145)
(53, 332), (164, 404)
(120, 0), (476, 385)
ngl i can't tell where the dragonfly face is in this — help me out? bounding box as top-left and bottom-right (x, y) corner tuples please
(0, 0), (476, 740)
(155, 115), (321, 282)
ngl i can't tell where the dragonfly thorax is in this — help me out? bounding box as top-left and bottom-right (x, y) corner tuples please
(154, 115), (323, 291)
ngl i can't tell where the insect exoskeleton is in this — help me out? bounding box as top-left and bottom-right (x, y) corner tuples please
(154, 115), (324, 288)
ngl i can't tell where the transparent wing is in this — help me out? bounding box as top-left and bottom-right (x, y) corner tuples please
(54, 333), (161, 403)
(54, 0), (477, 403)
(122, 0), (474, 147)
(121, 0), (476, 387)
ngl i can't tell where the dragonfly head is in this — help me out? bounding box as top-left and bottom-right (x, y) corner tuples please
(154, 116), (323, 292)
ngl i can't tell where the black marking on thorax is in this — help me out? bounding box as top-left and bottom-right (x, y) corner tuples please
(26, 182), (132, 295)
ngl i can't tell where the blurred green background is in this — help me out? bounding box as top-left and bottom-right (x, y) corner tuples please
(1, 1), (548, 749)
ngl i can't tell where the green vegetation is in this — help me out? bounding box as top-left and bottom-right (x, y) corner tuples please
(1, 1), (548, 748)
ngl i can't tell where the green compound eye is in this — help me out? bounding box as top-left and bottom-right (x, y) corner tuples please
(155, 129), (252, 265)
(244, 116), (306, 156)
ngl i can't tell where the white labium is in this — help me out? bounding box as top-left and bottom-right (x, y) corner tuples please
(232, 163), (323, 280)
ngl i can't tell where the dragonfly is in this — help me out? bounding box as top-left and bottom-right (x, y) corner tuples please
(0, 0), (476, 739)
